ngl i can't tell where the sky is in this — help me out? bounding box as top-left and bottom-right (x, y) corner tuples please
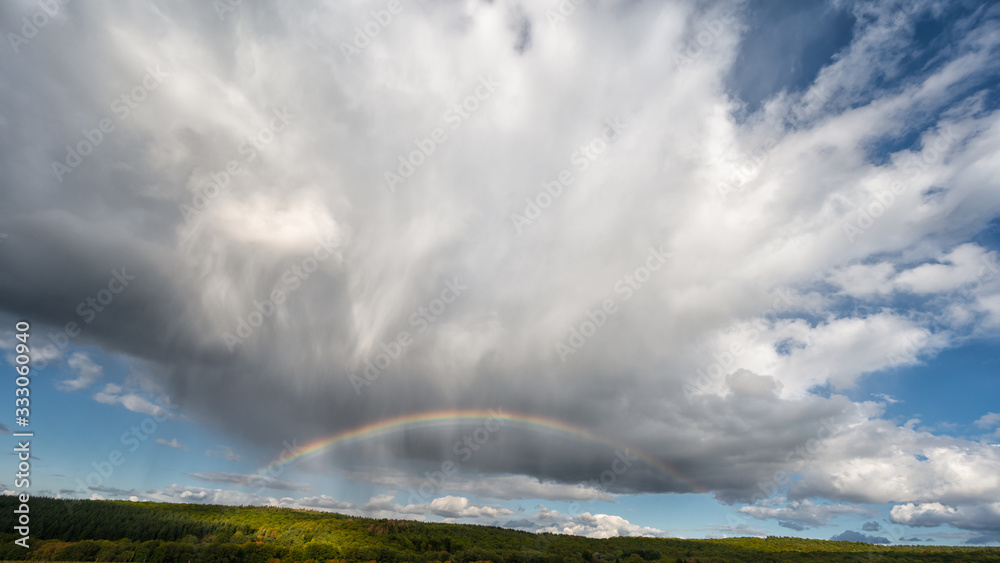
(1, 0), (1000, 547)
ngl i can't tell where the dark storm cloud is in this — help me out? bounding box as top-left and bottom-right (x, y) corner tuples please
(2, 0), (1000, 518)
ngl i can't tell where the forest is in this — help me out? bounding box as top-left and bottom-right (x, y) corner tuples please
(0, 497), (997, 563)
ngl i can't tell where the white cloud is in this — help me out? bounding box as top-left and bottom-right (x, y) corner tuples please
(873, 393), (901, 405)
(370, 494), (514, 519)
(156, 438), (188, 450)
(828, 262), (896, 297)
(57, 352), (103, 391)
(890, 502), (1000, 533)
(118, 484), (282, 508)
(738, 499), (875, 527)
(534, 509), (666, 539)
(704, 313), (948, 396)
(792, 411), (1000, 506)
(974, 413), (1000, 429)
(93, 384), (170, 418)
(894, 244), (994, 294)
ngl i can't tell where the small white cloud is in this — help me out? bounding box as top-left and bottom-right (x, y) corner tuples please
(873, 393), (901, 404)
(894, 244), (992, 294)
(57, 352), (104, 391)
(974, 412), (1000, 429)
(93, 384), (170, 418)
(156, 438), (189, 450)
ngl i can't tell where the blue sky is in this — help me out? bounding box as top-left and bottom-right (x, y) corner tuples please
(2, 0), (1000, 547)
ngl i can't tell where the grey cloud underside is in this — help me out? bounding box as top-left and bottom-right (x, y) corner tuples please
(830, 530), (890, 544)
(2, 0), (1000, 512)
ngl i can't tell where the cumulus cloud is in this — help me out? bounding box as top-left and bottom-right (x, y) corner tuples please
(0, 0), (998, 534)
(533, 508), (666, 539)
(890, 502), (1000, 533)
(789, 414), (1000, 506)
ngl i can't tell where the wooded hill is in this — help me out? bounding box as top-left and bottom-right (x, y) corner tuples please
(0, 497), (996, 562)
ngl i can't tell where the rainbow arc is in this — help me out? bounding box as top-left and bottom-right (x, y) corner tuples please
(256, 409), (706, 494)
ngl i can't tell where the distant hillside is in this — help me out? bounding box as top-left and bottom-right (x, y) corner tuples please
(0, 497), (997, 562)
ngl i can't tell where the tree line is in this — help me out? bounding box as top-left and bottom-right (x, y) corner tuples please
(0, 497), (997, 563)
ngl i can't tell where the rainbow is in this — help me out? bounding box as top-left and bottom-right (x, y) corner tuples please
(258, 409), (706, 494)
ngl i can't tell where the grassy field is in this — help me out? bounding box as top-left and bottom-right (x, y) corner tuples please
(0, 497), (996, 562)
